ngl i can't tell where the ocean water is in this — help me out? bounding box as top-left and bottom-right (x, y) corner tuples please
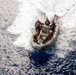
(6, 0), (76, 74)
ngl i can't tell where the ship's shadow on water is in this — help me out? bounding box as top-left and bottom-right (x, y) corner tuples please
(29, 44), (56, 65)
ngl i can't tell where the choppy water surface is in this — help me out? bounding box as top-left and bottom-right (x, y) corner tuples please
(4, 0), (76, 75)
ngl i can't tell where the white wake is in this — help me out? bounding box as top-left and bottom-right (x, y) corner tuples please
(7, 0), (76, 58)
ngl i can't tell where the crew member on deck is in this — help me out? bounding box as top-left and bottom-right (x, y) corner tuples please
(35, 20), (42, 33)
(52, 20), (56, 31)
(45, 18), (50, 25)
